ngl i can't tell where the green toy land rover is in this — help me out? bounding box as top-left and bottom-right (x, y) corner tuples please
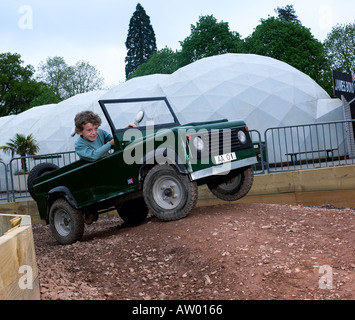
(28, 97), (257, 245)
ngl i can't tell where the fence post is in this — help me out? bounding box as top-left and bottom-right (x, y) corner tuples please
(263, 128), (271, 173)
(249, 129), (266, 174)
(8, 158), (16, 202)
(0, 161), (10, 202)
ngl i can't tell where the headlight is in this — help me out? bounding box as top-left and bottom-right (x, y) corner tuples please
(238, 130), (247, 144)
(193, 136), (205, 151)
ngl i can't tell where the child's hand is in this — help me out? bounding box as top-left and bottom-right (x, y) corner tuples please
(125, 123), (137, 128)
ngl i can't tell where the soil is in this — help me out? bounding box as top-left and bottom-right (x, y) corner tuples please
(33, 203), (355, 300)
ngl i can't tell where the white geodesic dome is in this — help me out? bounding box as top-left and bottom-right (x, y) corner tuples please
(159, 54), (342, 130)
(100, 54), (343, 133)
(0, 53), (343, 166)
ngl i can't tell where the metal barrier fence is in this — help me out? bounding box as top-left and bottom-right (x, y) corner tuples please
(5, 151), (79, 202)
(264, 120), (355, 172)
(0, 120), (354, 202)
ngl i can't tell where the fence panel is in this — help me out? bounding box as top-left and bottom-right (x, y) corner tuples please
(0, 161), (9, 202)
(8, 151), (78, 202)
(264, 120), (355, 173)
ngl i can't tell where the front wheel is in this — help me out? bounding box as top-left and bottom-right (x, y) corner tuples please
(49, 198), (84, 245)
(207, 166), (254, 202)
(143, 165), (198, 221)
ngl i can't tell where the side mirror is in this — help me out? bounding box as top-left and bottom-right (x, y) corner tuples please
(135, 110), (144, 125)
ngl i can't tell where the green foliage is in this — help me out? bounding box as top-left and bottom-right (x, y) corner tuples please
(37, 56), (67, 98)
(37, 57), (104, 100)
(130, 15), (242, 79)
(30, 87), (62, 108)
(275, 4), (301, 25)
(324, 22), (355, 74)
(179, 15), (242, 67)
(64, 61), (104, 98)
(130, 47), (180, 79)
(0, 52), (45, 116)
(125, 3), (157, 80)
(0, 53), (102, 116)
(127, 7), (341, 95)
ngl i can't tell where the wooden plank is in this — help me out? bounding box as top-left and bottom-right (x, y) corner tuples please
(0, 214), (40, 300)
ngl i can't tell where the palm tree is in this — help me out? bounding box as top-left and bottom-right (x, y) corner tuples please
(0, 133), (40, 172)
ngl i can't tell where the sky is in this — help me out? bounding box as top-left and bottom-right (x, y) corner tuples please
(0, 0), (354, 87)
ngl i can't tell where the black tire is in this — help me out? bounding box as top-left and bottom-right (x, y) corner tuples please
(49, 198), (84, 245)
(27, 163), (59, 200)
(116, 197), (149, 226)
(143, 164), (198, 221)
(207, 166), (254, 202)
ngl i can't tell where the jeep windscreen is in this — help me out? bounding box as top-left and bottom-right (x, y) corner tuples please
(99, 97), (180, 132)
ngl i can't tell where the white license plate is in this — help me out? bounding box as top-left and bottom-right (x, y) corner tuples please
(214, 152), (237, 164)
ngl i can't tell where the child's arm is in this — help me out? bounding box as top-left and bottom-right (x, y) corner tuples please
(75, 140), (112, 162)
(102, 129), (114, 144)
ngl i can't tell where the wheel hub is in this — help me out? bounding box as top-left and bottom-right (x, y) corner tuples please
(153, 177), (182, 210)
(220, 174), (242, 191)
(163, 187), (174, 197)
(54, 210), (72, 237)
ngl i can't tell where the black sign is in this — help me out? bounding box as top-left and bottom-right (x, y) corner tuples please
(333, 70), (355, 101)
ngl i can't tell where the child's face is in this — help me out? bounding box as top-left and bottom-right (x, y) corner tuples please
(78, 123), (99, 142)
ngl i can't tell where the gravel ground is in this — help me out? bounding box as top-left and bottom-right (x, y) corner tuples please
(32, 203), (355, 300)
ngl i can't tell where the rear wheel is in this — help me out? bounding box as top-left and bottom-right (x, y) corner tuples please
(49, 198), (84, 245)
(27, 163), (59, 200)
(143, 164), (198, 221)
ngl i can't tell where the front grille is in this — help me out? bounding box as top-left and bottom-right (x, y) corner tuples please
(208, 128), (241, 156)
(188, 127), (250, 159)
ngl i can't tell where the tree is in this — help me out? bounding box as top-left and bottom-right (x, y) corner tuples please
(324, 22), (355, 75)
(130, 47), (180, 79)
(125, 3), (157, 79)
(275, 4), (301, 25)
(37, 56), (68, 98)
(0, 52), (45, 116)
(0, 133), (39, 172)
(243, 16), (331, 95)
(37, 57), (104, 100)
(30, 87), (62, 108)
(179, 15), (242, 67)
(63, 61), (104, 98)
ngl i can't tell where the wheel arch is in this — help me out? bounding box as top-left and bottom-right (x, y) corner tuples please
(139, 148), (188, 185)
(45, 186), (78, 222)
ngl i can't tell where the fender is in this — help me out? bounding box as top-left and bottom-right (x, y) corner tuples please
(47, 186), (78, 210)
(139, 148), (189, 184)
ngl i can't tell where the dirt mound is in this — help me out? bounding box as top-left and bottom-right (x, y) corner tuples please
(33, 203), (354, 300)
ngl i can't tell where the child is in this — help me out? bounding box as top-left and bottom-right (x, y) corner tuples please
(74, 110), (114, 162)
